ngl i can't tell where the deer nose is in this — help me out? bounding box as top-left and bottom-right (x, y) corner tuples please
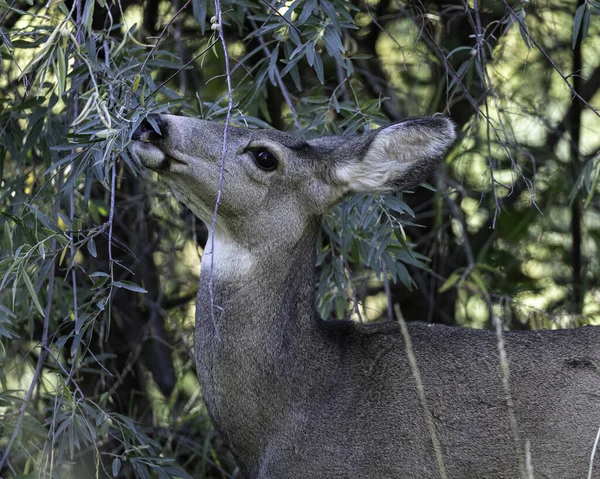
(132, 114), (166, 142)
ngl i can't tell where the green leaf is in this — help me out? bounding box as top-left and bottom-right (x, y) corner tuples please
(439, 271), (463, 293)
(470, 270), (488, 294)
(297, 0), (316, 25)
(306, 42), (315, 66)
(55, 334), (71, 349)
(322, 24), (344, 60)
(71, 326), (85, 356)
(112, 457), (122, 477)
(268, 43), (279, 85)
(448, 59), (472, 91)
(193, 0), (208, 34)
(59, 245), (69, 265)
(22, 270), (45, 317)
(313, 53), (324, 84)
(113, 280), (147, 293)
(133, 75), (141, 93)
(87, 238), (97, 258)
(320, 0), (340, 29)
(89, 271), (109, 278)
(581, 7), (591, 44)
(82, 0), (95, 35)
(56, 42), (66, 97)
(335, 295), (347, 319)
(572, 4), (585, 49)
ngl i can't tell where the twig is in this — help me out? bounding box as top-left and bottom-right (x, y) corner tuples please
(107, 336), (145, 396)
(0, 0), (17, 26)
(0, 33), (26, 88)
(66, 1), (83, 391)
(207, 0), (235, 341)
(444, 190), (475, 267)
(471, 0), (537, 222)
(484, 100), (501, 228)
(162, 290), (198, 309)
(394, 0), (482, 115)
(502, 0), (600, 120)
(44, 347), (85, 398)
(260, 0), (300, 34)
(335, 62), (351, 103)
(137, 0), (191, 76)
(66, 174), (80, 391)
(131, 38), (219, 115)
(395, 305), (448, 479)
(361, 0), (407, 68)
(469, 0), (502, 226)
(108, 136), (116, 289)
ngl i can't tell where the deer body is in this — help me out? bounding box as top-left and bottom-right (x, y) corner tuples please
(132, 115), (600, 478)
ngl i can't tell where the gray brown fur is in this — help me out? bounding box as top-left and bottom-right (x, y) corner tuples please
(131, 115), (600, 479)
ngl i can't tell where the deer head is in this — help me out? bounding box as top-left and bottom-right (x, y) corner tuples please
(131, 115), (456, 260)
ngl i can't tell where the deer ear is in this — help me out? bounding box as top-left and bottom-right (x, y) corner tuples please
(332, 117), (456, 194)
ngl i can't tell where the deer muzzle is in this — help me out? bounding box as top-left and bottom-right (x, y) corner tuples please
(131, 115), (188, 171)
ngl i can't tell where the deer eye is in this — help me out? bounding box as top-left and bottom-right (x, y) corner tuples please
(251, 150), (278, 172)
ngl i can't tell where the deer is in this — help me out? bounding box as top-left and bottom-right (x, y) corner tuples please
(131, 114), (600, 479)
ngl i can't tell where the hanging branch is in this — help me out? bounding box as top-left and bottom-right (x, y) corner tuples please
(0, 196), (60, 472)
(207, 1), (235, 341)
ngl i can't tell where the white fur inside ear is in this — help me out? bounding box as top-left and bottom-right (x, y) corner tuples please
(334, 119), (455, 193)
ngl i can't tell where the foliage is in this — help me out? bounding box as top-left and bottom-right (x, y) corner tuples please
(0, 0), (599, 477)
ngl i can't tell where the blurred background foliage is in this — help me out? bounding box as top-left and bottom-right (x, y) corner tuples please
(0, 0), (599, 477)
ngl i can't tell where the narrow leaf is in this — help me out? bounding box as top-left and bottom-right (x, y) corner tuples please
(56, 43), (66, 97)
(113, 280), (147, 293)
(439, 271), (463, 293)
(22, 270), (45, 317)
(193, 0), (208, 34)
(112, 457), (122, 477)
(87, 238), (97, 258)
(581, 8), (591, 44)
(572, 4), (585, 49)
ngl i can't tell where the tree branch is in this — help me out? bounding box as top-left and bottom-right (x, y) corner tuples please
(207, 0), (235, 342)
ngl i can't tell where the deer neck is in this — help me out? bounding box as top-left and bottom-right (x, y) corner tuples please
(194, 225), (327, 462)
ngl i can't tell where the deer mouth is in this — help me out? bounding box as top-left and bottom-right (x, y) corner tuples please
(131, 141), (188, 171)
(131, 116), (187, 170)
